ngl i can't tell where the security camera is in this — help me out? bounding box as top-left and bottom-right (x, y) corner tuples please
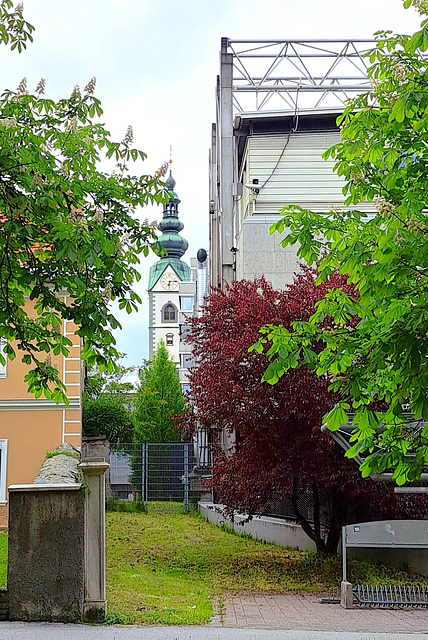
(244, 182), (260, 195)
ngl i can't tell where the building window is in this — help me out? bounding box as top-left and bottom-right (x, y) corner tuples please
(0, 440), (8, 504)
(162, 303), (177, 323)
(0, 340), (6, 379)
(180, 325), (191, 340)
(181, 354), (193, 369)
(180, 297), (193, 311)
(166, 333), (174, 346)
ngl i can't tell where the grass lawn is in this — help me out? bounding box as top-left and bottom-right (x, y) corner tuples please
(0, 534), (6, 588)
(106, 507), (428, 626)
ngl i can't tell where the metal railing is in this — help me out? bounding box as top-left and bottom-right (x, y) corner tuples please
(354, 584), (428, 608)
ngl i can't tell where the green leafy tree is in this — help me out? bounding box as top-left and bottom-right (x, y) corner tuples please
(254, 0), (428, 485)
(82, 364), (136, 444)
(134, 341), (186, 443)
(82, 395), (135, 445)
(0, 2), (34, 52)
(0, 1), (168, 402)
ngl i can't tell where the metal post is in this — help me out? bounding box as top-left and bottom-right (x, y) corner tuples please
(342, 525), (347, 582)
(184, 443), (189, 512)
(144, 444), (148, 503)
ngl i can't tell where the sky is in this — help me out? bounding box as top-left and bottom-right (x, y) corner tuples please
(0, 0), (422, 370)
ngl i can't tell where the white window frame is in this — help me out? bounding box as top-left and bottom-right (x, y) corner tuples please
(0, 440), (8, 504)
(0, 340), (6, 379)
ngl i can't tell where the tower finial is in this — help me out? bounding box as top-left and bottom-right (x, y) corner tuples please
(165, 147), (176, 191)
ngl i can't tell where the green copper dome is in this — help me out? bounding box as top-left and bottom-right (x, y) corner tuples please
(148, 172), (190, 291)
(157, 172), (188, 259)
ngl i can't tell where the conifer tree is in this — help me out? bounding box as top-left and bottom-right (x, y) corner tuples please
(134, 341), (186, 443)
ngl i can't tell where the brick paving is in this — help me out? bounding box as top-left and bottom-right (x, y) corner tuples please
(218, 592), (428, 633)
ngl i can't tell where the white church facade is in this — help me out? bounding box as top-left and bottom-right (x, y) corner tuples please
(148, 171), (207, 390)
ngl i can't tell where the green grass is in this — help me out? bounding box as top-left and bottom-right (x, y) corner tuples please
(0, 508), (425, 625)
(105, 508), (428, 626)
(0, 533), (7, 588)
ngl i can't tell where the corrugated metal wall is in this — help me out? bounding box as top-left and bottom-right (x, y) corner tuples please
(241, 131), (374, 216)
(233, 129), (374, 288)
(249, 131), (342, 211)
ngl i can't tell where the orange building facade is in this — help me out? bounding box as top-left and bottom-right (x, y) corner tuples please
(0, 295), (82, 527)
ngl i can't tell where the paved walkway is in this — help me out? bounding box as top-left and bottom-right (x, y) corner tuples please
(0, 593), (427, 638)
(218, 591), (428, 634)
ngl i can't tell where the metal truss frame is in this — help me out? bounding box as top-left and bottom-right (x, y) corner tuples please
(223, 38), (376, 112)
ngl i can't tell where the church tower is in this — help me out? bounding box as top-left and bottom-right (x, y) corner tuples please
(148, 171), (189, 363)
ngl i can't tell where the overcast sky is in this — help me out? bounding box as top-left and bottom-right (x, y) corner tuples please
(1, 0), (421, 369)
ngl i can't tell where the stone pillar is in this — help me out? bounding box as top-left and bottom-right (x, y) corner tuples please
(8, 483), (84, 622)
(81, 436), (111, 497)
(341, 581), (354, 609)
(78, 458), (109, 622)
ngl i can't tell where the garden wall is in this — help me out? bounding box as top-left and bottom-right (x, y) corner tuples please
(199, 502), (317, 550)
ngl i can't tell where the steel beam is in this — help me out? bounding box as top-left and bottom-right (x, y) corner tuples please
(219, 37), (235, 285)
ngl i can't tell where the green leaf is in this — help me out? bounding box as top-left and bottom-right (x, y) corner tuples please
(325, 405), (349, 432)
(390, 99), (405, 123)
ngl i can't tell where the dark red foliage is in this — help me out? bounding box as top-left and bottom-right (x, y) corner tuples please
(187, 268), (427, 553)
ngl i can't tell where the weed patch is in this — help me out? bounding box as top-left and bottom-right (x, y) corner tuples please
(106, 498), (148, 514)
(0, 534), (6, 588)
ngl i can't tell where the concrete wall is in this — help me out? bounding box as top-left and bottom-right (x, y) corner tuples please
(7, 484), (85, 622)
(237, 216), (300, 290)
(199, 502), (316, 551)
(199, 504), (428, 576)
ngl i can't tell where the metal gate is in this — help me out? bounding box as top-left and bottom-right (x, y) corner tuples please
(108, 443), (202, 511)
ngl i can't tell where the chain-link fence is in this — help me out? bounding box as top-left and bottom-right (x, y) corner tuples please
(257, 489), (329, 527)
(107, 441), (326, 524)
(108, 443), (212, 511)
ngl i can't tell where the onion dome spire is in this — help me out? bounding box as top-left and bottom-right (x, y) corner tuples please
(157, 169), (188, 259)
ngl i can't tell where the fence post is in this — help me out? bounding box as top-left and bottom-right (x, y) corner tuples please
(141, 444), (145, 502)
(144, 444), (148, 502)
(184, 443), (189, 512)
(78, 458), (109, 622)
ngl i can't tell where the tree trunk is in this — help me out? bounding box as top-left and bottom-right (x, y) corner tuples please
(324, 486), (346, 555)
(290, 481), (326, 553)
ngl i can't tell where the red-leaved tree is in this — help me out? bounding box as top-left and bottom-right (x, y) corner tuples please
(187, 270), (426, 554)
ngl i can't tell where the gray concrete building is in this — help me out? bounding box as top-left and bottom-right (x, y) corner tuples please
(209, 38), (376, 291)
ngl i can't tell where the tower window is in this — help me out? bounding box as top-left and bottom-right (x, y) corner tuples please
(162, 303), (177, 322)
(166, 333), (174, 346)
